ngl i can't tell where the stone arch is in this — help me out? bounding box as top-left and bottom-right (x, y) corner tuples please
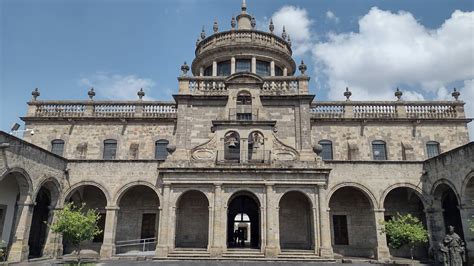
(63, 181), (112, 206)
(33, 177), (61, 206)
(113, 181), (161, 207)
(227, 190), (261, 248)
(328, 184), (378, 258)
(279, 190), (314, 250)
(431, 179), (461, 204)
(327, 182), (378, 209)
(115, 183), (161, 253)
(461, 170), (474, 204)
(382, 185), (429, 259)
(379, 183), (427, 209)
(226, 189), (262, 207)
(62, 182), (109, 254)
(175, 190), (210, 248)
(0, 167), (33, 199)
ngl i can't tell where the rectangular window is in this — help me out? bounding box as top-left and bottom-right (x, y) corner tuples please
(237, 113), (252, 121)
(236, 59), (251, 73)
(427, 142), (440, 158)
(275, 66), (283, 76)
(372, 142), (387, 160)
(155, 140), (169, 160)
(204, 66), (212, 76)
(256, 60), (270, 76)
(333, 215), (349, 245)
(51, 140), (65, 156)
(217, 61), (231, 76)
(319, 141), (333, 160)
(103, 140), (117, 160)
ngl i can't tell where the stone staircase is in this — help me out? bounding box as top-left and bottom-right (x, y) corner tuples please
(278, 249), (321, 260)
(166, 248), (211, 259)
(222, 249), (265, 259)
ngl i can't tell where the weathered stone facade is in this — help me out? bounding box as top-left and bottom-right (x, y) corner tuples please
(0, 2), (473, 264)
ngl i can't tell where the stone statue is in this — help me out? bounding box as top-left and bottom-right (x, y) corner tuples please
(439, 225), (465, 266)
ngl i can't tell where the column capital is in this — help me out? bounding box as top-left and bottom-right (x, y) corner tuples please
(214, 183), (223, 188)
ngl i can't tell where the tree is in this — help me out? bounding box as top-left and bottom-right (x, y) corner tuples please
(381, 213), (429, 261)
(49, 202), (102, 265)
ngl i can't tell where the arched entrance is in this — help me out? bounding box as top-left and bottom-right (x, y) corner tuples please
(28, 187), (51, 258)
(433, 184), (463, 239)
(227, 192), (260, 249)
(0, 170), (31, 261)
(329, 186), (377, 258)
(65, 185), (108, 254)
(279, 191), (313, 250)
(116, 185), (160, 254)
(383, 187), (428, 259)
(175, 190), (209, 248)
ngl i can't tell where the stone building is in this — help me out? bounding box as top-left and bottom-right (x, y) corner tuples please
(0, 2), (473, 263)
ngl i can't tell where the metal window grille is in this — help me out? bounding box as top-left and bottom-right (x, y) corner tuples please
(236, 59), (251, 72)
(155, 140), (169, 160)
(427, 141), (440, 158)
(51, 139), (65, 156)
(319, 140), (333, 160)
(103, 139), (117, 159)
(372, 141), (387, 160)
(256, 60), (270, 76)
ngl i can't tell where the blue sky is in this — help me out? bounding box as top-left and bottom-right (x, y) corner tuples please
(1, 0), (473, 136)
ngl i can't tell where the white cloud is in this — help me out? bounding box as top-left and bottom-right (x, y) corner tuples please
(271, 5), (313, 56)
(326, 10), (339, 23)
(460, 79), (474, 139)
(79, 73), (156, 100)
(313, 8), (474, 101)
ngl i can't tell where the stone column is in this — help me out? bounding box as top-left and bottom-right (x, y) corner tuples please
(210, 184), (224, 257)
(270, 61), (275, 76)
(200, 67), (204, 76)
(155, 184), (171, 258)
(212, 61), (217, 76)
(373, 208), (390, 261)
(313, 187), (320, 254)
(251, 57), (256, 74)
(283, 67), (287, 76)
(317, 186), (333, 258)
(42, 206), (63, 259)
(100, 206), (119, 259)
(8, 197), (34, 262)
(231, 57), (236, 74)
(264, 184), (280, 257)
(240, 138), (248, 163)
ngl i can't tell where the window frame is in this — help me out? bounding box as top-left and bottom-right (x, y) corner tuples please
(51, 139), (65, 156)
(372, 140), (387, 160)
(155, 139), (169, 161)
(256, 60), (270, 76)
(236, 59), (251, 73)
(217, 60), (231, 76)
(318, 140), (333, 160)
(426, 141), (440, 158)
(103, 139), (118, 160)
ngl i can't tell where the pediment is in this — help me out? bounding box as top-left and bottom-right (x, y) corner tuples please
(225, 72), (263, 85)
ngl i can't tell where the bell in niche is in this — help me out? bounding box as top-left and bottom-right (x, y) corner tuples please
(227, 136), (238, 148)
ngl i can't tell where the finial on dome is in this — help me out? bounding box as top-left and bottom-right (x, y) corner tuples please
(231, 15), (236, 29)
(287, 34), (291, 46)
(196, 37), (200, 46)
(251, 16), (256, 29)
(242, 0), (247, 13)
(282, 26), (287, 40)
(213, 20), (218, 33)
(269, 19), (274, 33)
(200, 26), (206, 39)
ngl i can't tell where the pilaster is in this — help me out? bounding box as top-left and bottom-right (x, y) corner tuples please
(99, 206), (119, 259)
(317, 186), (333, 258)
(210, 184), (225, 257)
(264, 184), (280, 257)
(42, 206), (63, 259)
(373, 209), (390, 262)
(8, 197), (34, 262)
(155, 184), (171, 258)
